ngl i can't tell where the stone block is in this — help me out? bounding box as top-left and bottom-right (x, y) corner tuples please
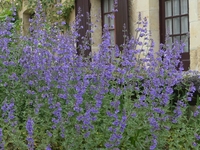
(190, 21), (200, 50)
(189, 0), (198, 22)
(190, 49), (198, 70)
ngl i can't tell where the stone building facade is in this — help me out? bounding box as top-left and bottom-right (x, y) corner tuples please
(18, 0), (200, 71)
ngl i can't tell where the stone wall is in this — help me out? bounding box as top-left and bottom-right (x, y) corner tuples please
(189, 0), (200, 70)
(90, 0), (102, 53)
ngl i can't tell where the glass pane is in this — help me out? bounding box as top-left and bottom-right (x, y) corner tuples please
(184, 41), (189, 52)
(165, 19), (172, 34)
(181, 35), (189, 52)
(166, 36), (172, 48)
(181, 0), (188, 14)
(173, 36), (180, 43)
(110, 16), (114, 28)
(181, 16), (188, 33)
(173, 17), (180, 34)
(173, 0), (179, 16)
(104, 15), (109, 26)
(104, 0), (108, 13)
(165, 0), (172, 17)
(110, 30), (115, 46)
(104, 14), (115, 28)
(109, 0), (114, 12)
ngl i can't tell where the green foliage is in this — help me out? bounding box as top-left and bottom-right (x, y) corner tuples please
(0, 0), (11, 10)
(0, 1), (22, 31)
(0, 0), (75, 31)
(23, 0), (75, 30)
(0, 8), (12, 21)
(61, 0), (75, 28)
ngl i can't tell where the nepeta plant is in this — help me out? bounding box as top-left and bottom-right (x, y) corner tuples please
(0, 1), (199, 149)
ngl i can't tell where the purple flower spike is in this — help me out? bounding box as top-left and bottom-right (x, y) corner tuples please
(0, 128), (4, 150)
(26, 117), (34, 150)
(46, 145), (52, 150)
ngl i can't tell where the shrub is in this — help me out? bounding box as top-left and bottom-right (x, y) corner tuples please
(0, 2), (199, 150)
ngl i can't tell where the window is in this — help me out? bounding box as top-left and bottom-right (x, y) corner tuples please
(102, 0), (129, 50)
(160, 0), (190, 71)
